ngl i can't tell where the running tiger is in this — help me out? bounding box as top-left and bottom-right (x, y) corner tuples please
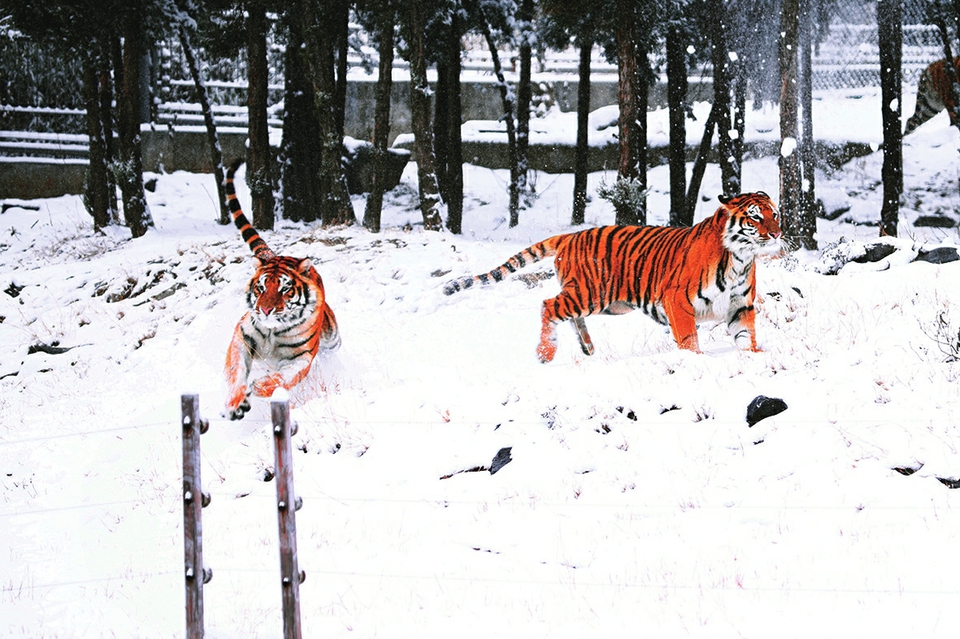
(904, 57), (960, 135)
(443, 192), (782, 362)
(223, 160), (341, 420)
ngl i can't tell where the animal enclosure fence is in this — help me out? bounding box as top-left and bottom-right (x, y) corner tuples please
(180, 393), (304, 639)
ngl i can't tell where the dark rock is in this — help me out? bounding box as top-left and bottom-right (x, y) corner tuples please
(914, 215), (956, 228)
(915, 247), (960, 265)
(937, 477), (960, 489)
(489, 447), (513, 475)
(746, 395), (788, 427)
(853, 242), (897, 264)
(342, 141), (411, 195)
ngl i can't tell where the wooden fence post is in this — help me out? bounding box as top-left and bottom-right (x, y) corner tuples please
(182, 394), (211, 639)
(271, 398), (304, 639)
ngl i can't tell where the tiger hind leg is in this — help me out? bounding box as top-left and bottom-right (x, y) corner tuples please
(571, 318), (595, 356)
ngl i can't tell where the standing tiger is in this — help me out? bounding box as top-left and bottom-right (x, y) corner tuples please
(904, 57), (960, 135)
(223, 160), (341, 420)
(443, 192), (781, 362)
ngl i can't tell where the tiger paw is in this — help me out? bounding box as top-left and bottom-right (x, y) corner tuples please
(251, 373), (285, 398)
(224, 397), (251, 421)
(536, 340), (557, 364)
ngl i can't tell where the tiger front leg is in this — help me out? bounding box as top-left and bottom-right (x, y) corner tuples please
(250, 352), (316, 398)
(224, 320), (254, 420)
(727, 304), (760, 351)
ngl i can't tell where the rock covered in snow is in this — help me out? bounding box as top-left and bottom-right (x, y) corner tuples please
(746, 395), (788, 427)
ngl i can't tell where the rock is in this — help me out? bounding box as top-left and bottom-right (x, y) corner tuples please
(915, 247), (960, 265)
(746, 395), (788, 427)
(914, 215), (956, 228)
(489, 447), (513, 475)
(852, 242), (898, 264)
(342, 140), (411, 195)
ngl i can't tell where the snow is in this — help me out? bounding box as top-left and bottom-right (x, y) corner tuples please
(2, 91), (960, 638)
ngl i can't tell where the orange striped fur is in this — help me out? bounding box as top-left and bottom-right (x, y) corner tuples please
(223, 161), (340, 419)
(444, 192), (781, 362)
(905, 57), (960, 135)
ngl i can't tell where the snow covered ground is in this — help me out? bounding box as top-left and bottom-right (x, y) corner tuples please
(2, 90), (960, 638)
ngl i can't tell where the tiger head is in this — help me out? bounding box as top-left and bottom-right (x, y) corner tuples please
(719, 192), (782, 256)
(247, 256), (320, 329)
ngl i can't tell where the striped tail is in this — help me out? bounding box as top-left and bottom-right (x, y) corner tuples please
(442, 236), (561, 296)
(226, 159), (275, 261)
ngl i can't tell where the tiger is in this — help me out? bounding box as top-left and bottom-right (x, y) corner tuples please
(442, 192), (781, 362)
(904, 57), (960, 135)
(222, 159), (341, 420)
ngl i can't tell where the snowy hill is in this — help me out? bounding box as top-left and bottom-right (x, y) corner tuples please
(2, 94), (960, 637)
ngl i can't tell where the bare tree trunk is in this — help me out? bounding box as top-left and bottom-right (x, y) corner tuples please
(572, 37), (592, 226)
(878, 0), (902, 238)
(799, 0), (818, 241)
(686, 101), (718, 216)
(103, 44), (119, 224)
(667, 26), (689, 226)
(469, 0), (520, 226)
(711, 0), (738, 197)
(433, 3), (464, 234)
(406, 0), (444, 230)
(335, 0), (349, 140)
(117, 8), (154, 238)
(615, 0), (641, 226)
(247, 1), (275, 230)
(281, 14), (323, 224)
(82, 55), (110, 231)
(516, 0), (534, 207)
(363, 15), (396, 233)
(300, 0), (357, 226)
(176, 7), (228, 225)
(779, 0), (803, 249)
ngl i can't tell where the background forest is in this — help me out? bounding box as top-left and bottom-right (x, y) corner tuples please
(2, 0), (955, 245)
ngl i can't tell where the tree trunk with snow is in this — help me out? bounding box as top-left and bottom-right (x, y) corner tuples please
(667, 26), (689, 227)
(247, 1), (275, 231)
(280, 14), (323, 224)
(470, 0), (520, 226)
(82, 55), (111, 232)
(300, 0), (357, 226)
(614, 0), (645, 226)
(572, 37), (592, 226)
(117, 9), (154, 238)
(779, 0), (804, 249)
(433, 3), (464, 234)
(176, 6), (228, 225)
(711, 0), (738, 198)
(798, 0), (818, 242)
(878, 0), (902, 237)
(405, 0), (444, 230)
(516, 0), (535, 208)
(363, 12), (397, 233)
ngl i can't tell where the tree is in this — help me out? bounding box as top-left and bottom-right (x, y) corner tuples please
(175, 0), (229, 225)
(358, 0), (401, 232)
(610, 0), (650, 226)
(515, 0), (535, 210)
(246, 0), (275, 230)
(432, 0), (465, 233)
(116, 2), (155, 238)
(539, 0), (608, 226)
(466, 0), (521, 226)
(878, 0), (902, 238)
(299, 0), (357, 226)
(280, 10), (324, 223)
(403, 0), (445, 230)
(779, 0), (804, 249)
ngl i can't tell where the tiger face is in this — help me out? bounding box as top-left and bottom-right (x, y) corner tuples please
(247, 258), (319, 330)
(720, 192), (782, 256)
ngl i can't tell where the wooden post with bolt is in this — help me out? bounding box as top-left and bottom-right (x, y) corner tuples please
(272, 398), (304, 639)
(181, 394), (211, 639)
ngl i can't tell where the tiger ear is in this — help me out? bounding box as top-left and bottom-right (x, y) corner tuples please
(297, 258), (314, 274)
(718, 193), (733, 204)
